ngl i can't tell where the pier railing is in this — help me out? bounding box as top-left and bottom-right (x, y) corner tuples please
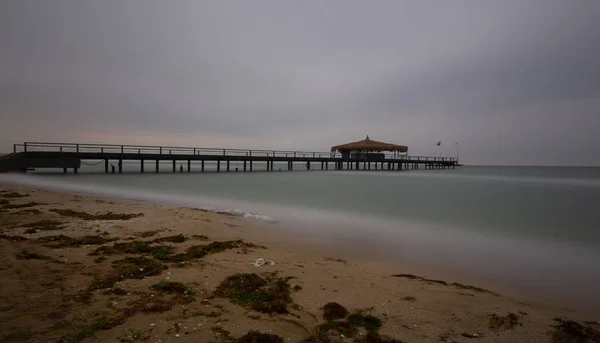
(13, 142), (457, 162)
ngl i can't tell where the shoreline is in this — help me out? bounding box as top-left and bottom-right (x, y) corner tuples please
(2, 174), (597, 315)
(1, 182), (598, 342)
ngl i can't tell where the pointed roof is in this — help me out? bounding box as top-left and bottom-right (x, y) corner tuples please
(331, 136), (408, 152)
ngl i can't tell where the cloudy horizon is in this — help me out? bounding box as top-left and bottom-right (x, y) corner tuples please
(2, 1), (599, 166)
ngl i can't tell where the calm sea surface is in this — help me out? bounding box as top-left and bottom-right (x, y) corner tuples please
(2, 164), (600, 313)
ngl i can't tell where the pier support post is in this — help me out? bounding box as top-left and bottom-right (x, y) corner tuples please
(118, 159), (123, 174)
(325, 162), (328, 170)
(244, 160), (247, 171)
(227, 160), (230, 172)
(201, 160), (205, 172)
(249, 161), (253, 171)
(141, 160), (144, 173)
(217, 161), (220, 172)
(105, 159), (109, 173)
(74, 168), (78, 174)
(356, 161), (359, 170)
(180, 165), (183, 173)
(188, 160), (191, 172)
(63, 168), (67, 174)
(156, 160), (159, 173)
(172, 160), (176, 173)
(271, 161), (274, 171)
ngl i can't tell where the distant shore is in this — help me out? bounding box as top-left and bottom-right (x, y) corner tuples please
(0, 183), (598, 342)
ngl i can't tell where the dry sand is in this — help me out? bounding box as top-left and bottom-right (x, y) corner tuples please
(0, 184), (598, 343)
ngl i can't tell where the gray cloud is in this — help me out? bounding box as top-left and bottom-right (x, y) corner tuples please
(1, 0), (599, 165)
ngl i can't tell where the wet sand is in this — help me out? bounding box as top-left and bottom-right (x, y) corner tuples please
(0, 183), (598, 342)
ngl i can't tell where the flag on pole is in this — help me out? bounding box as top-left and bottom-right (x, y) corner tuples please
(436, 141), (441, 146)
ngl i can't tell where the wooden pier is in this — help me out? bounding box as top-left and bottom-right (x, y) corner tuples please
(1, 142), (459, 174)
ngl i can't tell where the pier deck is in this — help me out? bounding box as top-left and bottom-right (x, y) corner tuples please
(1, 142), (459, 173)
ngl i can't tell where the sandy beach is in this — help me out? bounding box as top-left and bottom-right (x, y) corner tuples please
(0, 183), (598, 343)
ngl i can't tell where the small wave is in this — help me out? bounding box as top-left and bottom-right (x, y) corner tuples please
(191, 206), (277, 223)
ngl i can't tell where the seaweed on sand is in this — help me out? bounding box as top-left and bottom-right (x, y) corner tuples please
(50, 208), (143, 220)
(214, 273), (293, 314)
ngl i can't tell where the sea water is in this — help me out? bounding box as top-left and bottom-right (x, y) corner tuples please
(2, 164), (600, 313)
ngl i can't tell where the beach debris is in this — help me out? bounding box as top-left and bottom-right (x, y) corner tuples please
(488, 312), (520, 329)
(2, 201), (45, 209)
(151, 282), (195, 296)
(551, 318), (600, 342)
(311, 308), (398, 343)
(213, 273), (293, 314)
(461, 332), (480, 338)
(323, 257), (348, 264)
(390, 274), (500, 296)
(88, 257), (167, 290)
(36, 234), (117, 248)
(323, 302), (349, 321)
(2, 191), (29, 198)
(251, 258), (275, 267)
(236, 330), (284, 343)
(186, 240), (265, 259)
(21, 220), (66, 231)
(50, 208), (144, 220)
(152, 234), (186, 243)
(0, 234), (28, 241)
(15, 249), (50, 261)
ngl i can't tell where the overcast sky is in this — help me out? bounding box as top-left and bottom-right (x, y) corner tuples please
(1, 1), (599, 165)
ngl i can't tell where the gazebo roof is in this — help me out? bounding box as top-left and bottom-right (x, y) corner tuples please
(331, 136), (408, 152)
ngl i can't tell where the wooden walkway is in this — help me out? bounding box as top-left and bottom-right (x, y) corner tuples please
(1, 142), (459, 173)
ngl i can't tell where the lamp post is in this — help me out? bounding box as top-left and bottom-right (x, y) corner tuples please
(455, 142), (459, 162)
